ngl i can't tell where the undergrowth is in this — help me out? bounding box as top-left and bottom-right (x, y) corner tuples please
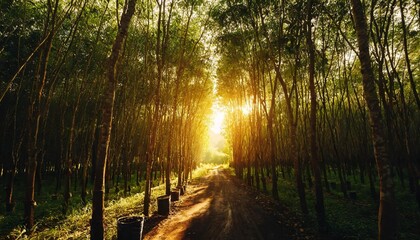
(247, 170), (419, 240)
(0, 164), (216, 239)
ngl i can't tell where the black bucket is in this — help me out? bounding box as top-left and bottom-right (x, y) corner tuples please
(171, 188), (180, 202)
(157, 195), (171, 215)
(117, 216), (144, 240)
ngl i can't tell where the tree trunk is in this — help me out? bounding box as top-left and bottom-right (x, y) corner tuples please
(25, 0), (58, 228)
(5, 165), (16, 212)
(267, 115), (279, 200)
(90, 0), (137, 239)
(350, 0), (398, 238)
(143, 151), (153, 216)
(291, 122), (308, 214)
(307, 0), (327, 232)
(399, 0), (420, 110)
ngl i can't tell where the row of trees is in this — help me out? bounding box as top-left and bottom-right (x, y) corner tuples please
(212, 0), (419, 238)
(0, 0), (214, 238)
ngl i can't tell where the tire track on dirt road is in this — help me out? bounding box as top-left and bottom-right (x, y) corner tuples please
(144, 168), (301, 240)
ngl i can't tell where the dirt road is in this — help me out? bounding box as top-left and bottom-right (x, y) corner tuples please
(144, 167), (304, 240)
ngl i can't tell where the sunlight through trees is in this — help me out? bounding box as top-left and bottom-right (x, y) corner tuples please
(0, 0), (419, 239)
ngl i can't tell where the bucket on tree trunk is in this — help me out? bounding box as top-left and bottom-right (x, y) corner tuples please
(171, 188), (180, 201)
(117, 216), (144, 240)
(177, 185), (185, 195)
(157, 195), (171, 215)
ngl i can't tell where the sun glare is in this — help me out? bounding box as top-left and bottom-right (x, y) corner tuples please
(210, 103), (225, 135)
(241, 103), (252, 115)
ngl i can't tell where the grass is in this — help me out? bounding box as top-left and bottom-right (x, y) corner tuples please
(28, 188), (165, 239)
(191, 162), (229, 179)
(2, 181), (166, 239)
(252, 170), (420, 239)
(0, 164), (215, 239)
(4, 164), (417, 239)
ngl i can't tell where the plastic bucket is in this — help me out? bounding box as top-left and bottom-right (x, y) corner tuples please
(171, 189), (180, 202)
(157, 195), (171, 215)
(117, 216), (144, 240)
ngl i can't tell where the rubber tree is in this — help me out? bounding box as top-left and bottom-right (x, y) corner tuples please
(143, 0), (174, 216)
(306, 0), (327, 232)
(244, 0), (281, 201)
(166, 0), (196, 195)
(350, 0), (398, 238)
(62, 0), (88, 215)
(25, 0), (60, 231)
(90, 0), (137, 239)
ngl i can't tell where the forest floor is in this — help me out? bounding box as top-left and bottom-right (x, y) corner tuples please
(143, 166), (316, 240)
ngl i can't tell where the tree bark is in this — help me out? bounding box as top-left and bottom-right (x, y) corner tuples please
(350, 0), (398, 238)
(307, 0), (327, 232)
(144, 0), (168, 216)
(25, 0), (58, 230)
(90, 0), (137, 239)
